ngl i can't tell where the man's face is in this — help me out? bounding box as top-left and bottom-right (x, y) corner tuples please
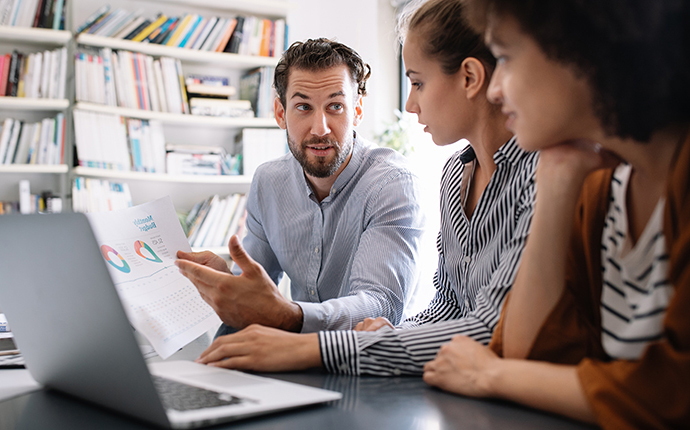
(274, 65), (363, 178)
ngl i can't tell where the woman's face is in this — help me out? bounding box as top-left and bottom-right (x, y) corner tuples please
(485, 16), (601, 151)
(402, 32), (468, 146)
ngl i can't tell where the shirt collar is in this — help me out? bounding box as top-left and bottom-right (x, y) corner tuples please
(493, 136), (530, 166)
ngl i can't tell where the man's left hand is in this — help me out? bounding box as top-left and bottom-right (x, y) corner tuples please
(196, 325), (322, 372)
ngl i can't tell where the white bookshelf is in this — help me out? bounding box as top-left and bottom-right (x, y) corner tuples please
(0, 98), (70, 111)
(0, 26), (71, 46)
(75, 102), (279, 128)
(0, 165), (69, 174)
(0, 26), (73, 211)
(72, 166), (252, 185)
(69, 0), (288, 227)
(144, 0), (296, 17)
(77, 34), (280, 69)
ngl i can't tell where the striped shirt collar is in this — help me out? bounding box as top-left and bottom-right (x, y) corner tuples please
(294, 131), (366, 201)
(493, 136), (525, 166)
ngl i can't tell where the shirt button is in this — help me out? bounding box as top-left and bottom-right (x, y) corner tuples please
(393, 369), (401, 376)
(310, 289), (316, 295)
(315, 247), (319, 253)
(463, 256), (471, 264)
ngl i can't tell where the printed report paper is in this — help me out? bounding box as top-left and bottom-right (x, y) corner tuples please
(85, 196), (221, 359)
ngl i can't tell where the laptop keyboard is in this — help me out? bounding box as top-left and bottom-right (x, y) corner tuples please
(152, 375), (247, 411)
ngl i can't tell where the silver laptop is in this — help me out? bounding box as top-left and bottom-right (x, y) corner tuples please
(0, 213), (341, 429)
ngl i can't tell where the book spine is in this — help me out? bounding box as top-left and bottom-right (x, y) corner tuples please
(178, 15), (202, 47)
(152, 17), (178, 44)
(7, 50), (19, 96)
(132, 13), (167, 43)
(76, 3), (111, 33)
(123, 19), (151, 40)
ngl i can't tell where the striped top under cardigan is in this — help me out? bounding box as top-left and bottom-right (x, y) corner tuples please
(319, 137), (539, 375)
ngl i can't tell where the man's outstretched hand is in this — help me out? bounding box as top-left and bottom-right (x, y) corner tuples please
(176, 235), (303, 332)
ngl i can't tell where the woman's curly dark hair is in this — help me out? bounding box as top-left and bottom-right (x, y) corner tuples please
(463, 0), (690, 142)
(273, 38), (371, 108)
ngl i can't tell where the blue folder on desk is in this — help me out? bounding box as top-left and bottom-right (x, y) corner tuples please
(0, 213), (341, 428)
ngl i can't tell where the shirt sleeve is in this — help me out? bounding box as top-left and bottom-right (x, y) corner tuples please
(299, 170), (425, 332)
(236, 176), (283, 283)
(398, 248), (467, 330)
(319, 179), (536, 375)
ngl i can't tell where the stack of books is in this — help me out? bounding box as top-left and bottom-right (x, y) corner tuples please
(73, 109), (166, 173)
(235, 128), (287, 177)
(0, 47), (68, 99)
(239, 66), (274, 118)
(0, 0), (67, 29)
(72, 177), (133, 213)
(0, 312), (23, 368)
(184, 193), (248, 248)
(0, 190), (62, 214)
(77, 5), (288, 58)
(166, 143), (223, 176)
(186, 74), (253, 118)
(0, 113), (66, 165)
(76, 48), (189, 114)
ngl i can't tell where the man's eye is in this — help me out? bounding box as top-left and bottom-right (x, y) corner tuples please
(296, 104), (310, 111)
(330, 103), (343, 111)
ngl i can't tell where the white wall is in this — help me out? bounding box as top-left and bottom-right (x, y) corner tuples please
(287, 0), (400, 141)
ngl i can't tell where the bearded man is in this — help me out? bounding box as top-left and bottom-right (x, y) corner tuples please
(176, 38), (424, 334)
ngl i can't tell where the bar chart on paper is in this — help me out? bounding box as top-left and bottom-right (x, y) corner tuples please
(86, 197), (221, 359)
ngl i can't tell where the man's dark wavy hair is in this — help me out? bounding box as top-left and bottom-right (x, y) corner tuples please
(463, 0), (690, 142)
(273, 38), (371, 108)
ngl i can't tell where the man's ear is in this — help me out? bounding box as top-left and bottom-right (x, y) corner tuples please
(274, 97), (287, 129)
(352, 95), (364, 126)
(460, 57), (487, 100)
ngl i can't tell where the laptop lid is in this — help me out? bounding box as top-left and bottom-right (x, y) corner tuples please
(0, 213), (171, 427)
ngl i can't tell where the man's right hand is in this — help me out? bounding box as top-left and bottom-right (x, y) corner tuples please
(176, 236), (303, 332)
(176, 249), (231, 274)
(354, 317), (394, 332)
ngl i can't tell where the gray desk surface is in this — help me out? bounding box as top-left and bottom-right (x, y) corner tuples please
(0, 369), (594, 430)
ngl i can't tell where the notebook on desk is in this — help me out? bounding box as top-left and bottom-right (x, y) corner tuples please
(0, 213), (341, 429)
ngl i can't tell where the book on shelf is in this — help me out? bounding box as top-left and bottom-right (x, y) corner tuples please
(165, 143), (221, 176)
(76, 5), (288, 58)
(235, 127), (287, 177)
(0, 113), (64, 165)
(186, 83), (236, 97)
(0, 46), (67, 99)
(0, 192), (62, 215)
(76, 48), (190, 114)
(0, 0), (66, 29)
(189, 98), (252, 118)
(184, 193), (247, 248)
(239, 66), (275, 118)
(73, 109), (165, 172)
(0, 312), (9, 332)
(184, 74), (234, 93)
(72, 176), (133, 213)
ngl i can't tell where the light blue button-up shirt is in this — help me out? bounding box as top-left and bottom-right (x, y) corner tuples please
(238, 134), (424, 332)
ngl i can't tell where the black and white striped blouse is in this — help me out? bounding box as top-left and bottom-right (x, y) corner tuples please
(319, 137), (538, 375)
(600, 163), (674, 359)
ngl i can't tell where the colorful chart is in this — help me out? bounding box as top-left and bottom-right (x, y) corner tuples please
(101, 244), (131, 273)
(134, 240), (163, 263)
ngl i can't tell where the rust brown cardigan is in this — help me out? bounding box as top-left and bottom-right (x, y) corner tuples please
(490, 133), (690, 429)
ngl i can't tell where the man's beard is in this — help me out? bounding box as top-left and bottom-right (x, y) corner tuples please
(287, 132), (353, 178)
